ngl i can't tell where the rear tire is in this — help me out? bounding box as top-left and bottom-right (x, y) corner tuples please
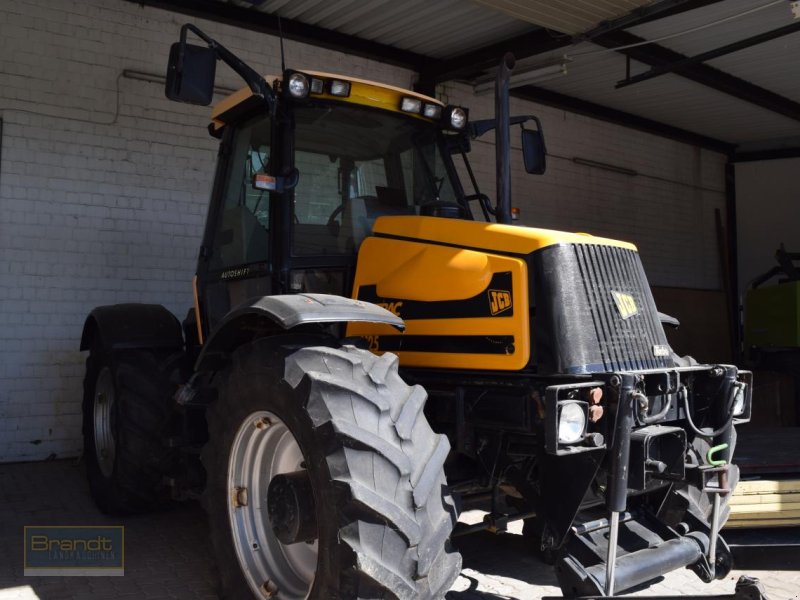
(82, 345), (176, 514)
(203, 339), (461, 600)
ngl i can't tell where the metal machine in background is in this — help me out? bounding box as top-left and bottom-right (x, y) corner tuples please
(745, 244), (800, 355)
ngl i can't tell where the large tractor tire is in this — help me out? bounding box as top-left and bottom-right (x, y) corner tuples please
(82, 345), (176, 514)
(203, 339), (461, 600)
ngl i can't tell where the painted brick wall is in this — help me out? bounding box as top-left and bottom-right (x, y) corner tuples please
(0, 0), (727, 462)
(0, 0), (416, 462)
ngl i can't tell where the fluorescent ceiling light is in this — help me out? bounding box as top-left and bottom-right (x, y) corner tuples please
(473, 58), (571, 95)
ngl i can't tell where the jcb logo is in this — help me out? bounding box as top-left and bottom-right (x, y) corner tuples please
(488, 290), (512, 316)
(377, 301), (403, 317)
(611, 290), (638, 320)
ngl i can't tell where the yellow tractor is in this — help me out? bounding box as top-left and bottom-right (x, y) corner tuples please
(79, 24), (754, 599)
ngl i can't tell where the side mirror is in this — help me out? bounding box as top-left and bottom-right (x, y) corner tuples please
(165, 41), (217, 105)
(521, 128), (546, 175)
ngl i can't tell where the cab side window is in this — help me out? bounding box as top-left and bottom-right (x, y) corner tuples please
(209, 119), (272, 271)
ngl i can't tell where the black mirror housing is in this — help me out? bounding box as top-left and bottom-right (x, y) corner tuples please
(165, 42), (217, 106)
(522, 128), (546, 175)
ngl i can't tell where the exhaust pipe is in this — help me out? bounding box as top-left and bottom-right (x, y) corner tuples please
(495, 52), (515, 225)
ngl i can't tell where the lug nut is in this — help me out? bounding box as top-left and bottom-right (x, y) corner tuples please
(254, 417), (272, 430)
(260, 580), (277, 598)
(233, 486), (248, 508)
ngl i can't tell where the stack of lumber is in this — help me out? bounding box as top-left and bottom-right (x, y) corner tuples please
(726, 478), (800, 528)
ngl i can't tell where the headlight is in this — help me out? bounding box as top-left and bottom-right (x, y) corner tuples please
(449, 107), (467, 129)
(329, 79), (351, 97)
(732, 383), (746, 416)
(309, 77), (324, 94)
(287, 73), (310, 98)
(423, 103), (442, 119)
(400, 97), (422, 114)
(558, 402), (586, 444)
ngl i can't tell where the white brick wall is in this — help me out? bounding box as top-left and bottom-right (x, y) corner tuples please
(0, 0), (726, 462)
(0, 0), (417, 462)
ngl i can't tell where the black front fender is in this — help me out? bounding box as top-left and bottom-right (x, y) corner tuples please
(80, 304), (183, 352)
(194, 294), (404, 372)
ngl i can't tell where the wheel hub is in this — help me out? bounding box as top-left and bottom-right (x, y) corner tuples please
(268, 470), (318, 545)
(228, 410), (317, 600)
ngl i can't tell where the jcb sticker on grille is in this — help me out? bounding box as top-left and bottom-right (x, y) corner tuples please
(611, 290), (638, 319)
(653, 345), (670, 357)
(488, 289), (512, 316)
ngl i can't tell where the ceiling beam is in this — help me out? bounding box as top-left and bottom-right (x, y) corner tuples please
(419, 0), (726, 86)
(513, 85), (735, 154)
(573, 0), (724, 42)
(593, 30), (800, 123)
(417, 29), (569, 88)
(620, 0), (726, 27)
(617, 21), (800, 89)
(733, 147), (800, 162)
(125, 0), (429, 70)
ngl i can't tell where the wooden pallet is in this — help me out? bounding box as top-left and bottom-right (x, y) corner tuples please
(725, 478), (800, 528)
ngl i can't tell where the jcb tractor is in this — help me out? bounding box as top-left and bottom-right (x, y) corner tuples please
(80, 24), (753, 599)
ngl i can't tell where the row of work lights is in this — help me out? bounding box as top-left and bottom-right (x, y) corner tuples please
(286, 71), (467, 130)
(400, 98), (467, 131)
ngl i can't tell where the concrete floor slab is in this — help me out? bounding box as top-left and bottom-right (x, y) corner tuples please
(0, 461), (796, 599)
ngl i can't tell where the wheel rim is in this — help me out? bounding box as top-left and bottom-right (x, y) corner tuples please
(93, 367), (116, 478)
(228, 410), (317, 599)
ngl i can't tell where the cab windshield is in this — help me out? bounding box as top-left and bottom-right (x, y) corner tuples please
(291, 102), (460, 256)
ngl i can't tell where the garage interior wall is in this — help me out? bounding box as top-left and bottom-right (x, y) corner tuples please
(0, 0), (727, 462)
(736, 158), (800, 293)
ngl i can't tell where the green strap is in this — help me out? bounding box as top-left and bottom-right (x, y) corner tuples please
(707, 443), (729, 466)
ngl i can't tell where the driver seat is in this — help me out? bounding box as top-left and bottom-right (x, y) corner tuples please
(338, 187), (413, 253)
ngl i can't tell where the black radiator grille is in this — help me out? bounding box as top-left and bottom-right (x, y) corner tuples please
(573, 244), (671, 372)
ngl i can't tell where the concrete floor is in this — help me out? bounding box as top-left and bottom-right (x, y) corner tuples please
(0, 460), (797, 599)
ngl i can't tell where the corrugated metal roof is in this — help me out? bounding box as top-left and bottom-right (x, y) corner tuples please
(471, 0), (656, 35)
(227, 0), (535, 59)
(629, 0), (794, 55)
(528, 39), (800, 144)
(216, 0), (800, 148)
(627, 0), (800, 109)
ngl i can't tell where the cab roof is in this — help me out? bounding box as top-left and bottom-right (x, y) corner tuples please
(211, 70), (443, 130)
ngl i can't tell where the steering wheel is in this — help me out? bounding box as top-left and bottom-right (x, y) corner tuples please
(419, 200), (465, 218)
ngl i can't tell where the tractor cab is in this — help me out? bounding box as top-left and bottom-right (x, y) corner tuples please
(165, 25), (544, 338)
(200, 71), (465, 327)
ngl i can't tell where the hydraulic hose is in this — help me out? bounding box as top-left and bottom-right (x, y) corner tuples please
(679, 385), (737, 439)
(633, 390), (672, 425)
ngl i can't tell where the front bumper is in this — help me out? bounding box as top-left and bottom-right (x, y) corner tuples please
(541, 365), (752, 596)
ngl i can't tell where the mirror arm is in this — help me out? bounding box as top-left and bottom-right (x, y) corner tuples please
(181, 24), (275, 112)
(469, 115), (537, 139)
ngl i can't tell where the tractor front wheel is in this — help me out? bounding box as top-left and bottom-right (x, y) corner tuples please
(203, 339), (461, 600)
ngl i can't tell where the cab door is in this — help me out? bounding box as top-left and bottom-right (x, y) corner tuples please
(196, 116), (274, 336)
